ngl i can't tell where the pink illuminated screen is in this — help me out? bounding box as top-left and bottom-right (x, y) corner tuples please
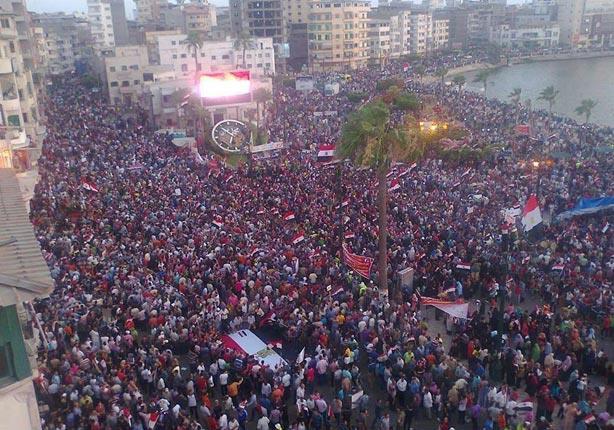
(199, 71), (251, 99)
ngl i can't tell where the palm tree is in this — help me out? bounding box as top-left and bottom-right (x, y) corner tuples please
(414, 65), (426, 83)
(252, 87), (272, 131)
(452, 75), (466, 93)
(233, 31), (253, 69)
(185, 32), (203, 82)
(436, 68), (449, 86)
(574, 98), (598, 124)
(473, 69), (491, 94)
(338, 100), (421, 295)
(538, 85), (559, 115)
(508, 87), (522, 124)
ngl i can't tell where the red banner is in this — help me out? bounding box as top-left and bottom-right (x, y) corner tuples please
(342, 243), (374, 279)
(515, 124), (530, 135)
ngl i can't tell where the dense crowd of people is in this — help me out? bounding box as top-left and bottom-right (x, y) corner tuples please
(28, 53), (613, 430)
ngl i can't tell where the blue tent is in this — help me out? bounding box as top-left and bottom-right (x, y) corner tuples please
(556, 197), (614, 220)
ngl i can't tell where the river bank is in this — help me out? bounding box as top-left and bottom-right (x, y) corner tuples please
(433, 50), (614, 81)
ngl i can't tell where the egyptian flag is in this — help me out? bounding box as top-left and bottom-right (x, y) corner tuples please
(403, 63), (410, 72)
(148, 412), (159, 429)
(521, 194), (542, 232)
(292, 232), (305, 244)
(456, 262), (471, 270)
(515, 124), (530, 135)
(284, 211), (296, 221)
(212, 216), (224, 228)
(317, 144), (335, 162)
(344, 232), (355, 239)
(389, 178), (401, 192)
(225, 173), (234, 183)
(552, 264), (564, 271)
(82, 179), (99, 193)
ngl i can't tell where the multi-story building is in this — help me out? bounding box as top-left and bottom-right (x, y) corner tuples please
(0, 168), (54, 430)
(467, 3), (506, 45)
(31, 13), (91, 76)
(557, 0), (587, 46)
(155, 33), (276, 78)
(183, 2), (217, 36)
(102, 45), (177, 106)
(87, 0), (129, 51)
(408, 10), (433, 54)
(432, 14), (450, 49)
(489, 22), (560, 47)
(212, 7), (232, 39)
(368, 18), (391, 64)
(0, 0), (46, 165)
(134, 0), (168, 25)
(580, 9), (614, 47)
(307, 0), (371, 71)
(230, 0), (285, 44)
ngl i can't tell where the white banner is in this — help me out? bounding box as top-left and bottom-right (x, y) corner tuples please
(221, 330), (286, 368)
(421, 297), (469, 319)
(250, 141), (284, 153)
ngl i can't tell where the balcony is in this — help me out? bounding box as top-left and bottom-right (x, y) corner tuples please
(0, 25), (17, 40)
(0, 58), (13, 74)
(0, 96), (21, 113)
(0, 128), (29, 150)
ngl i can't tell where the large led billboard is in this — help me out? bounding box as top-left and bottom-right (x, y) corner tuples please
(198, 70), (252, 107)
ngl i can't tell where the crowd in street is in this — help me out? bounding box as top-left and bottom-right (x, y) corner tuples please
(29, 53), (613, 430)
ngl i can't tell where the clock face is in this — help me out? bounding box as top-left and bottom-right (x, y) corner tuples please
(211, 119), (251, 153)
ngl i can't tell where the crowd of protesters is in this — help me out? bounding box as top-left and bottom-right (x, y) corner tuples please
(28, 52), (613, 430)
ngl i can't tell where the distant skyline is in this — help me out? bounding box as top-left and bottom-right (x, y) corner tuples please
(26, 0), (533, 17)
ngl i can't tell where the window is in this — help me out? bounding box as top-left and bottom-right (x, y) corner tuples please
(0, 306), (31, 388)
(18, 89), (23, 100)
(22, 112), (28, 123)
(181, 53), (187, 58)
(110, 66), (116, 72)
(133, 80), (140, 85)
(173, 54), (177, 59)
(9, 41), (14, 53)
(110, 81), (119, 87)
(181, 64), (188, 72)
(121, 65), (127, 71)
(130, 65), (139, 70)
(121, 80), (129, 87)
(222, 54), (230, 59)
(257, 63), (262, 67)
(172, 41), (177, 45)
(7, 115), (20, 127)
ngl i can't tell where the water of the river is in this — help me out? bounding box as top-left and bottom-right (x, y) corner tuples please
(462, 56), (614, 127)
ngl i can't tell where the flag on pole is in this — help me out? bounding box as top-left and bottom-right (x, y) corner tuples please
(389, 178), (401, 192)
(148, 412), (159, 429)
(82, 180), (99, 193)
(521, 194), (542, 232)
(456, 262), (471, 270)
(292, 232), (305, 244)
(284, 211), (296, 221)
(297, 347), (306, 364)
(342, 243), (374, 279)
(317, 144), (335, 162)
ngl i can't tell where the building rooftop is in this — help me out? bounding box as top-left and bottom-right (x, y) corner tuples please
(0, 168), (54, 306)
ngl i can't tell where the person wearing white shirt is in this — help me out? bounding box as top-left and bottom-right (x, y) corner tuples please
(257, 415), (270, 430)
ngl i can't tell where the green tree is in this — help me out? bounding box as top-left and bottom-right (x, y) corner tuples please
(436, 68), (449, 87)
(338, 101), (424, 295)
(252, 87), (272, 131)
(473, 69), (492, 94)
(538, 85), (559, 115)
(508, 87), (522, 124)
(452, 75), (466, 93)
(233, 31), (253, 69)
(574, 98), (597, 124)
(414, 64), (426, 82)
(393, 92), (420, 111)
(186, 31), (203, 82)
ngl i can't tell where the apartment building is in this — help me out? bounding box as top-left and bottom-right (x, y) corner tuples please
(183, 3), (217, 36)
(0, 168), (54, 430)
(32, 13), (91, 76)
(432, 15), (450, 50)
(134, 0), (168, 25)
(368, 18), (391, 63)
(489, 22), (560, 47)
(155, 33), (276, 78)
(87, 0), (129, 51)
(409, 11), (433, 54)
(308, 0), (371, 71)
(230, 0), (285, 44)
(103, 45), (177, 106)
(558, 0), (586, 46)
